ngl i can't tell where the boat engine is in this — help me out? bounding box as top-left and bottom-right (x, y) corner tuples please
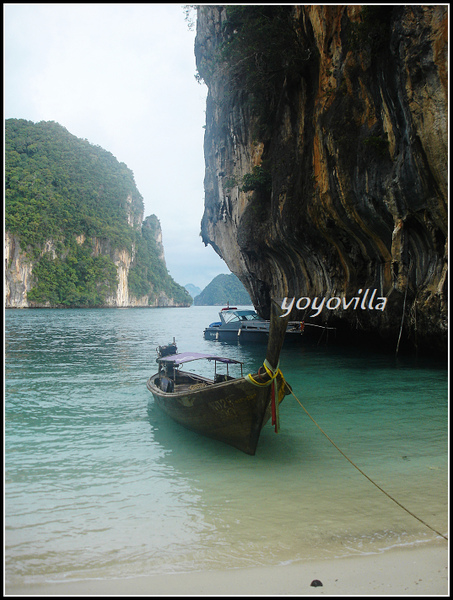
(157, 338), (177, 359)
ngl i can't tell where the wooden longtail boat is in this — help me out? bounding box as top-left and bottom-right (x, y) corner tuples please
(146, 303), (291, 455)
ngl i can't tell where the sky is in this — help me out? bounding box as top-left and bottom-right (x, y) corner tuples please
(4, 3), (230, 291)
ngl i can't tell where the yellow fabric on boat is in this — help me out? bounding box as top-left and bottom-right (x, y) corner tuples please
(246, 360), (283, 433)
(246, 360), (280, 387)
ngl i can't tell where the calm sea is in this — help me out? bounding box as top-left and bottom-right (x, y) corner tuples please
(4, 307), (448, 586)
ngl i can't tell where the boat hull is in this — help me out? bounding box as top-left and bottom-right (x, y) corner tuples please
(203, 326), (303, 343)
(147, 371), (289, 455)
(204, 327), (269, 342)
(203, 307), (304, 343)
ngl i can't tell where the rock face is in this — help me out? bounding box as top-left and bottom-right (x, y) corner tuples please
(4, 214), (181, 308)
(5, 232), (34, 308)
(5, 119), (190, 309)
(195, 5), (448, 354)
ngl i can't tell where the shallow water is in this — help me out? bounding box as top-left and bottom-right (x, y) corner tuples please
(4, 307), (448, 585)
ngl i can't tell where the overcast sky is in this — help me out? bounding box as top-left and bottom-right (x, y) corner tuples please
(4, 3), (230, 291)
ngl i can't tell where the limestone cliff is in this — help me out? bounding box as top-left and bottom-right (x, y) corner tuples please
(4, 214), (184, 309)
(5, 119), (190, 308)
(195, 5), (448, 354)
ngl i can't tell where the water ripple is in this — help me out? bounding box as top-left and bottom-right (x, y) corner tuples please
(5, 307), (448, 585)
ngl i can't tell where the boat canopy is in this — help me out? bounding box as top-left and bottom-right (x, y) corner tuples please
(158, 352), (243, 365)
(220, 309), (261, 324)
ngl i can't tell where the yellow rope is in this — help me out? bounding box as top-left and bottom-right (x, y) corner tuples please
(287, 377), (448, 541)
(246, 360), (281, 387)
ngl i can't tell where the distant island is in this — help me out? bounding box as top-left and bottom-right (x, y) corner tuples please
(193, 273), (252, 306)
(5, 119), (191, 308)
(184, 283), (202, 299)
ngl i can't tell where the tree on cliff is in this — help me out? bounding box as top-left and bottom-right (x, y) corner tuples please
(5, 118), (190, 307)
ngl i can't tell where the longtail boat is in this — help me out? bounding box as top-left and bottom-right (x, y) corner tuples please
(146, 303), (291, 455)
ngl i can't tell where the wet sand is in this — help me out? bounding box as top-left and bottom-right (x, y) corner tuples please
(5, 540), (448, 596)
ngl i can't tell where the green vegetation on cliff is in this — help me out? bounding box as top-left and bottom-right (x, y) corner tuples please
(26, 243), (118, 307)
(5, 118), (189, 307)
(5, 119), (143, 255)
(194, 274), (251, 306)
(128, 215), (191, 305)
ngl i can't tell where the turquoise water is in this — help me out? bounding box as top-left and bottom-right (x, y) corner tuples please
(4, 307), (448, 586)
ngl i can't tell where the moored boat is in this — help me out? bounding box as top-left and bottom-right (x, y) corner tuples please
(147, 303), (291, 455)
(203, 305), (305, 342)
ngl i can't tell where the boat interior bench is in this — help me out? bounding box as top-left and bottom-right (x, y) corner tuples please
(156, 372), (230, 393)
(214, 374), (235, 383)
(158, 376), (174, 393)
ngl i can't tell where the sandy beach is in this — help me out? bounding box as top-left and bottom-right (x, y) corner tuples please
(5, 540), (448, 596)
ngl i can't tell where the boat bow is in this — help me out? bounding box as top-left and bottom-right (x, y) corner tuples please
(147, 300), (291, 454)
